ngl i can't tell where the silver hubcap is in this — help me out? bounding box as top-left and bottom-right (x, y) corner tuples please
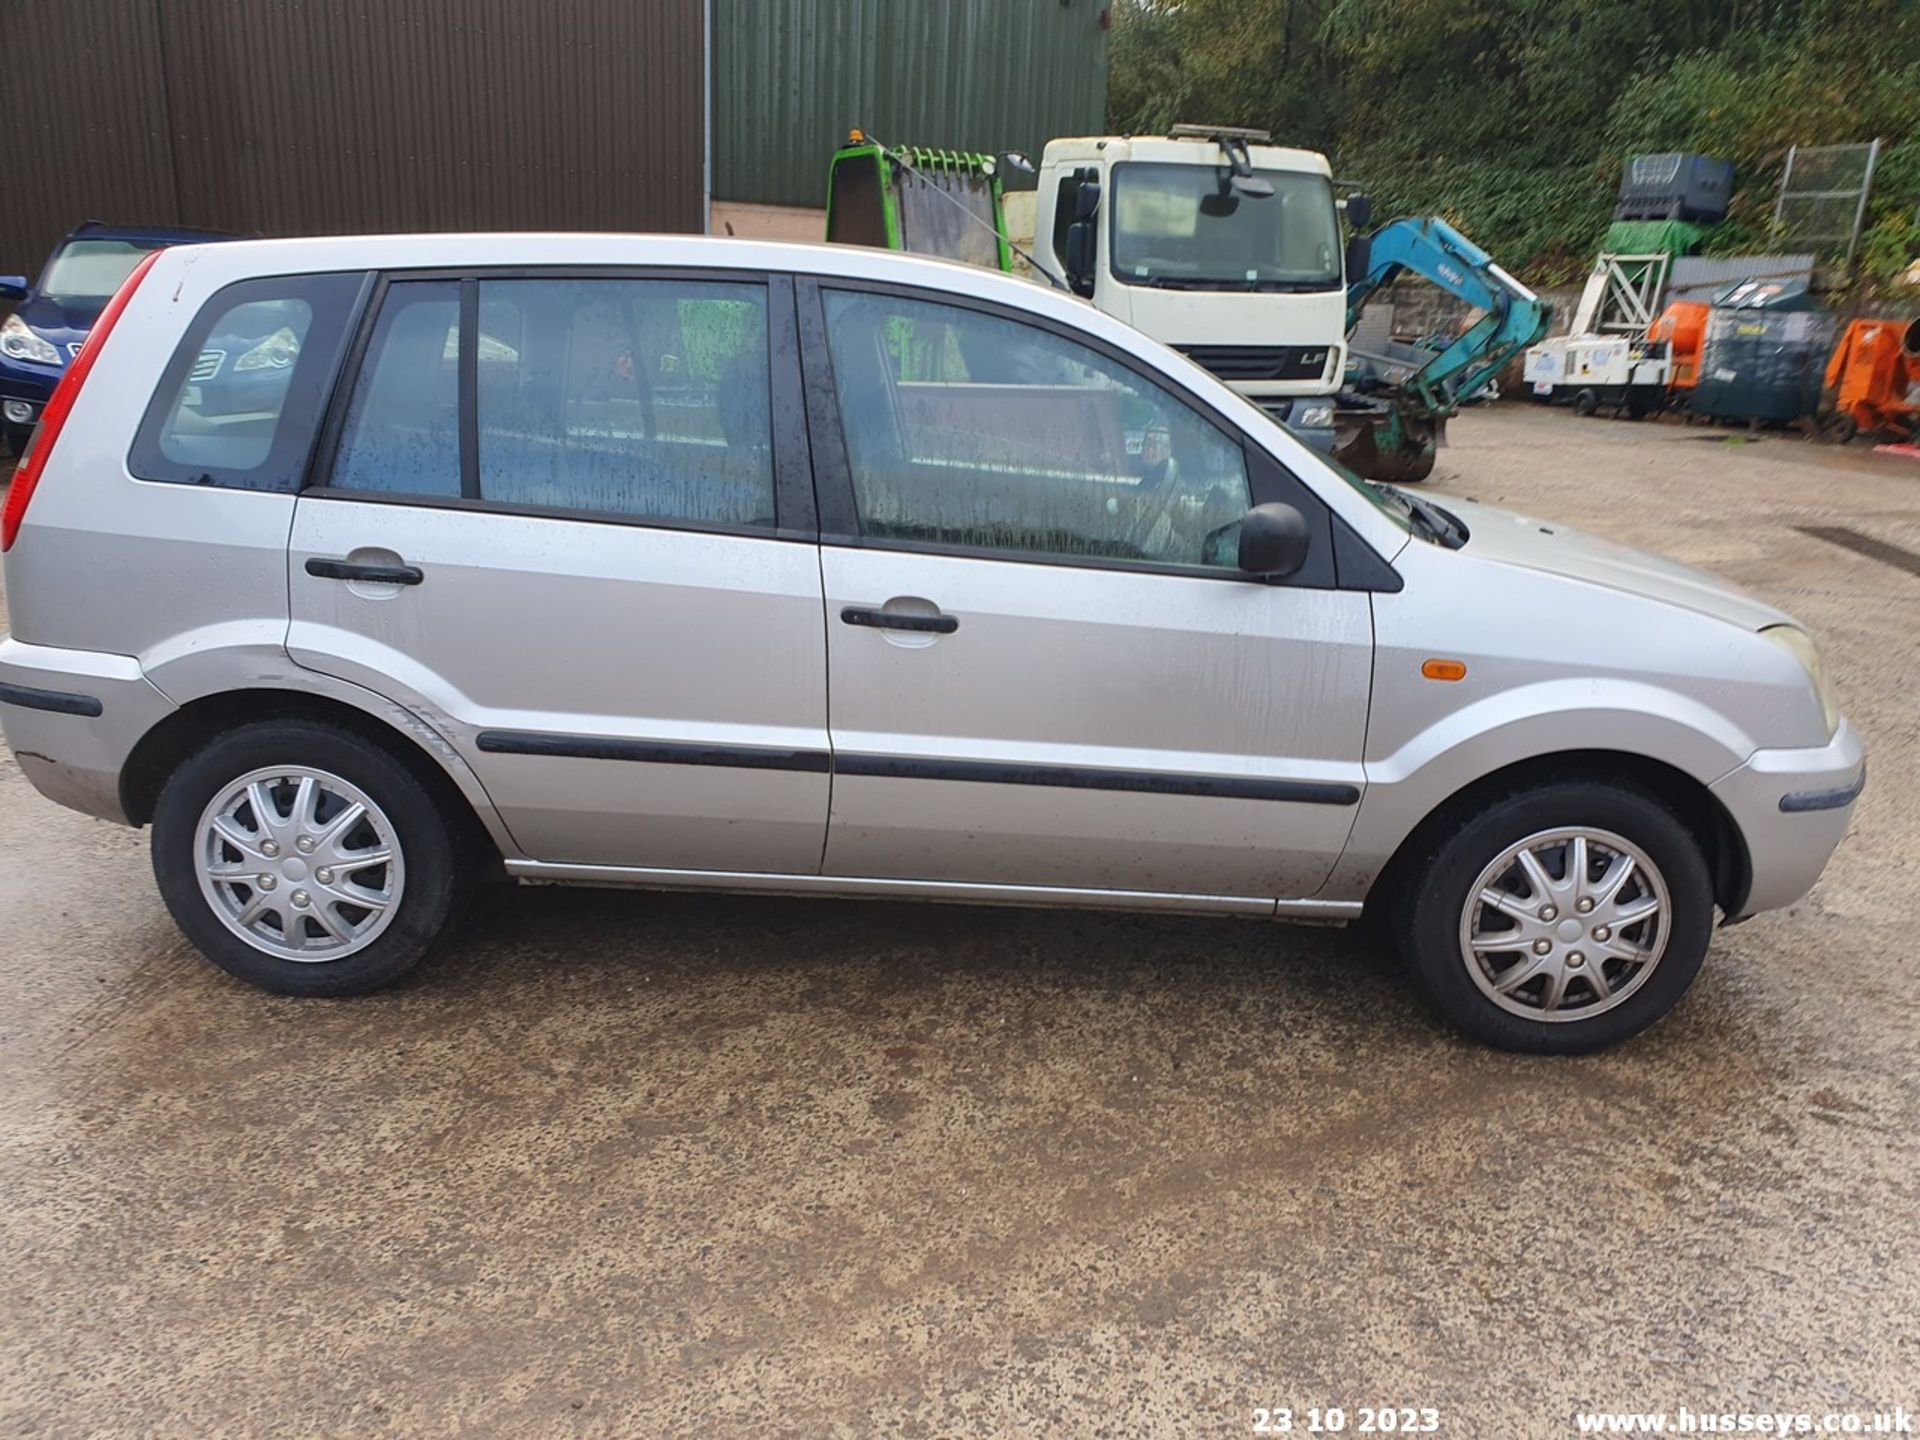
(1459, 827), (1669, 1022)
(195, 766), (404, 962)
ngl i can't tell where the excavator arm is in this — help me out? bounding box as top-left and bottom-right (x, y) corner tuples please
(1334, 216), (1551, 482)
(1347, 216), (1551, 413)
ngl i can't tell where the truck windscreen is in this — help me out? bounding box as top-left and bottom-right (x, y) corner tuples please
(1110, 163), (1341, 291)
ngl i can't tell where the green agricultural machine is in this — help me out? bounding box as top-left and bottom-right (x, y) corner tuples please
(825, 132), (1014, 274)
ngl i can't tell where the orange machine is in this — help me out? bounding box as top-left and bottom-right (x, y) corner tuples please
(1823, 316), (1920, 441)
(1647, 300), (1709, 391)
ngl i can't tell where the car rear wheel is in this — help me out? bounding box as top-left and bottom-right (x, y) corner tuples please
(152, 720), (470, 995)
(1392, 781), (1714, 1053)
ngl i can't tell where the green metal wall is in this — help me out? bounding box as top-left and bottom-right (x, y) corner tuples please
(715, 0), (1109, 209)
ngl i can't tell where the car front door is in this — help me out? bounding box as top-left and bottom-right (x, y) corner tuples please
(288, 270), (829, 874)
(800, 281), (1376, 903)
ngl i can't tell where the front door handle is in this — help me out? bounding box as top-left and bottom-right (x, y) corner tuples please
(306, 557), (424, 586)
(840, 605), (958, 634)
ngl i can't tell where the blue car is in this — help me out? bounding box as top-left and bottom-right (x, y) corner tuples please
(1, 221), (231, 456)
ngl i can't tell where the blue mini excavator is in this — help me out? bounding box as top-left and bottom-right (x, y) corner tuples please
(1337, 216), (1552, 483)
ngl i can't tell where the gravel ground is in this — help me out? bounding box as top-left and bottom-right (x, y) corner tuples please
(0, 406), (1915, 1437)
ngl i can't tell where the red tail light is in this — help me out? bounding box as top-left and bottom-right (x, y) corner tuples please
(2, 248), (163, 552)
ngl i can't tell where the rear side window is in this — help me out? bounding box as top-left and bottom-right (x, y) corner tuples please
(130, 272), (367, 491)
(325, 275), (776, 529)
(329, 281), (462, 497)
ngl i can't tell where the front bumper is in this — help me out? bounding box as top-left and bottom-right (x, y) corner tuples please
(0, 637), (177, 824)
(0, 358), (61, 407)
(1710, 716), (1866, 915)
(1253, 396), (1337, 455)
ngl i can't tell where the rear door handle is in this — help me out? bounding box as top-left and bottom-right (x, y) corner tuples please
(840, 605), (958, 634)
(306, 557), (424, 586)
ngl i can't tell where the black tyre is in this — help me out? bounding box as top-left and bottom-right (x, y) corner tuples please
(152, 720), (472, 996)
(1389, 780), (1714, 1054)
(3, 421), (31, 460)
(1572, 388), (1599, 417)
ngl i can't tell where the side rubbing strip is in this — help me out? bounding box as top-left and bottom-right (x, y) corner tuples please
(0, 680), (104, 717)
(475, 731), (830, 773)
(833, 754), (1360, 805)
(1778, 763), (1865, 813)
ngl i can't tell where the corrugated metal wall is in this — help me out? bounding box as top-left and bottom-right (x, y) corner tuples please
(714, 0), (1109, 209)
(0, 0), (706, 276)
(0, 0), (181, 272)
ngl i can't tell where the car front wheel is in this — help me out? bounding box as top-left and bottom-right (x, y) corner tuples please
(152, 720), (470, 996)
(1392, 781), (1715, 1053)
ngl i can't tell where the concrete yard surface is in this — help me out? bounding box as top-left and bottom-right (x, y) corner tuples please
(1, 407), (1915, 1436)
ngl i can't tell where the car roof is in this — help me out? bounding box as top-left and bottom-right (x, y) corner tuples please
(64, 219), (235, 246)
(156, 231), (1107, 331)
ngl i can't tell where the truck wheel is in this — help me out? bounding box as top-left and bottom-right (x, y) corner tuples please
(1573, 388), (1599, 417)
(1389, 779), (1714, 1053)
(151, 719), (473, 996)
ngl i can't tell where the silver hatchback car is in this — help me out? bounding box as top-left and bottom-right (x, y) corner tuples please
(0, 235), (1863, 1051)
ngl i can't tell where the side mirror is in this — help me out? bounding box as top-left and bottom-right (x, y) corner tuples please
(1075, 178), (1102, 221)
(1064, 219), (1097, 297)
(1344, 232), (1372, 282)
(0, 276), (27, 302)
(1237, 502), (1312, 580)
(1343, 192), (1373, 231)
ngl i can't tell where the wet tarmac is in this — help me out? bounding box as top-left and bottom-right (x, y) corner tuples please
(1, 407), (1915, 1435)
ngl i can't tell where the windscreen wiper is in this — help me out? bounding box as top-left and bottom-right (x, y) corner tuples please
(1398, 492), (1467, 549)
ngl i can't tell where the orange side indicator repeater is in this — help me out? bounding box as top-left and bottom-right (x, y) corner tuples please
(1421, 659), (1468, 682)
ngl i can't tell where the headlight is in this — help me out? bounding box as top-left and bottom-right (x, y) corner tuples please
(0, 313), (60, 366)
(1295, 403), (1335, 430)
(233, 326), (301, 372)
(1761, 624), (1840, 737)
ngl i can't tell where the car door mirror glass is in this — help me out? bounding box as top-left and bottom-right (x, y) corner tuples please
(1237, 502), (1311, 579)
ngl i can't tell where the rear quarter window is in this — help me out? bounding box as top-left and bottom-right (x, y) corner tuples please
(129, 272), (369, 491)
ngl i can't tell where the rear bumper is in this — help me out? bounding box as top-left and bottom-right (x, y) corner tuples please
(1711, 717), (1866, 916)
(0, 637), (175, 824)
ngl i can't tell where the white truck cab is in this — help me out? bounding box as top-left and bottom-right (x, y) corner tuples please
(1031, 127), (1353, 451)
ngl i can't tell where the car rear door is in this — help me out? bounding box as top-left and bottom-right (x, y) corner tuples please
(288, 269), (830, 874)
(798, 279), (1375, 903)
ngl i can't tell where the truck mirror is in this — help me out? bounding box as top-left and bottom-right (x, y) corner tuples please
(1345, 232), (1373, 281)
(1343, 192), (1373, 231)
(1075, 179), (1101, 221)
(1064, 220), (1097, 297)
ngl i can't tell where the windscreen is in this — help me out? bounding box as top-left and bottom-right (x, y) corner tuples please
(1110, 162), (1340, 290)
(41, 239), (164, 301)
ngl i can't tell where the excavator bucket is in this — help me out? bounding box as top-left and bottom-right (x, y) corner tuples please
(1333, 408), (1439, 484)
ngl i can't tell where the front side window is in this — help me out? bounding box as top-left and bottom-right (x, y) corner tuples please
(821, 290), (1251, 569)
(1109, 163), (1341, 291)
(328, 275), (774, 529)
(130, 272), (365, 490)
